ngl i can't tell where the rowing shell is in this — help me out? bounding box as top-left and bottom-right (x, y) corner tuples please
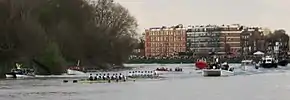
(78, 79), (130, 83)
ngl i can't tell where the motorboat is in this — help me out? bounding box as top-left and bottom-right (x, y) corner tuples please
(202, 62), (234, 77)
(67, 60), (87, 75)
(5, 63), (35, 78)
(202, 69), (234, 77)
(240, 60), (258, 71)
(67, 66), (86, 75)
(154, 67), (183, 75)
(258, 56), (278, 68)
(278, 59), (288, 66)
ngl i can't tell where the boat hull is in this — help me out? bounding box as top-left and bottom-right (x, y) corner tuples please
(278, 60), (288, 66)
(127, 75), (159, 79)
(154, 71), (183, 75)
(260, 63), (278, 68)
(5, 74), (15, 78)
(195, 69), (202, 74)
(240, 65), (258, 71)
(202, 69), (234, 77)
(5, 73), (35, 78)
(79, 79), (127, 83)
(67, 69), (86, 75)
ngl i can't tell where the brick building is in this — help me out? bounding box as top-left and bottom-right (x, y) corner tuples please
(145, 25), (186, 57)
(218, 24), (244, 55)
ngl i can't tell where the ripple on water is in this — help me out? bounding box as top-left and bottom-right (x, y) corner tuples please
(7, 91), (78, 98)
(0, 86), (12, 89)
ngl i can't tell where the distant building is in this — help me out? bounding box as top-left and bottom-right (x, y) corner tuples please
(186, 25), (220, 54)
(240, 27), (265, 55)
(219, 24), (244, 55)
(145, 25), (186, 57)
(186, 24), (244, 55)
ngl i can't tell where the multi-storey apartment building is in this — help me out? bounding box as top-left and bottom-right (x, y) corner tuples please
(218, 24), (244, 54)
(186, 25), (220, 54)
(145, 25), (186, 57)
(240, 27), (265, 55)
(186, 24), (244, 55)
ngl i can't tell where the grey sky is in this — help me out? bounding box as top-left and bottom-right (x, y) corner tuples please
(115, 0), (290, 34)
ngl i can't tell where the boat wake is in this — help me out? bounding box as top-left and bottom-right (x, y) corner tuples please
(233, 66), (290, 76)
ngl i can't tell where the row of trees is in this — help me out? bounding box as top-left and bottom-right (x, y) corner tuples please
(240, 28), (289, 56)
(0, 0), (138, 75)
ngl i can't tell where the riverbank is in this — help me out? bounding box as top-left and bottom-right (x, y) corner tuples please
(126, 58), (242, 64)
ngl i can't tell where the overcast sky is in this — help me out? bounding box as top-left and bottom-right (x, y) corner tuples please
(115, 0), (290, 34)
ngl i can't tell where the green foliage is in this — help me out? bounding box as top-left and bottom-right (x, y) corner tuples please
(0, 0), (138, 75)
(37, 41), (66, 74)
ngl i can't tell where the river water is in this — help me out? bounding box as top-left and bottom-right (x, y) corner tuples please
(1, 64), (290, 100)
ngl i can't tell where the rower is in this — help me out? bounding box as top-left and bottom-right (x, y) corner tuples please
(153, 71), (157, 75)
(97, 74), (101, 80)
(102, 74), (106, 80)
(118, 73), (123, 80)
(110, 74), (113, 80)
(131, 71), (135, 77)
(88, 74), (93, 81)
(113, 74), (117, 80)
(120, 73), (126, 80)
(137, 71), (141, 76)
(94, 74), (99, 80)
(141, 71), (144, 76)
(106, 73), (110, 80)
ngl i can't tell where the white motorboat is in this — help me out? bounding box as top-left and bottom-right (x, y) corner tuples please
(202, 62), (234, 77)
(202, 69), (234, 77)
(195, 70), (203, 74)
(5, 63), (35, 78)
(67, 60), (86, 75)
(240, 60), (258, 71)
(67, 67), (86, 75)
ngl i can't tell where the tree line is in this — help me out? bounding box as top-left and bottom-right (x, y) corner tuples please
(0, 0), (138, 75)
(240, 28), (289, 56)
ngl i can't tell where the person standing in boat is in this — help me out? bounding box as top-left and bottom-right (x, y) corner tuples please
(221, 62), (229, 70)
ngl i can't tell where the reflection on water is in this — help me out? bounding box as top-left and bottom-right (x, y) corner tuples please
(1, 64), (290, 100)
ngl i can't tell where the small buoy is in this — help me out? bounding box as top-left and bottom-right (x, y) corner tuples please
(63, 80), (68, 83)
(73, 80), (78, 83)
(133, 80), (135, 82)
(108, 80), (111, 83)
